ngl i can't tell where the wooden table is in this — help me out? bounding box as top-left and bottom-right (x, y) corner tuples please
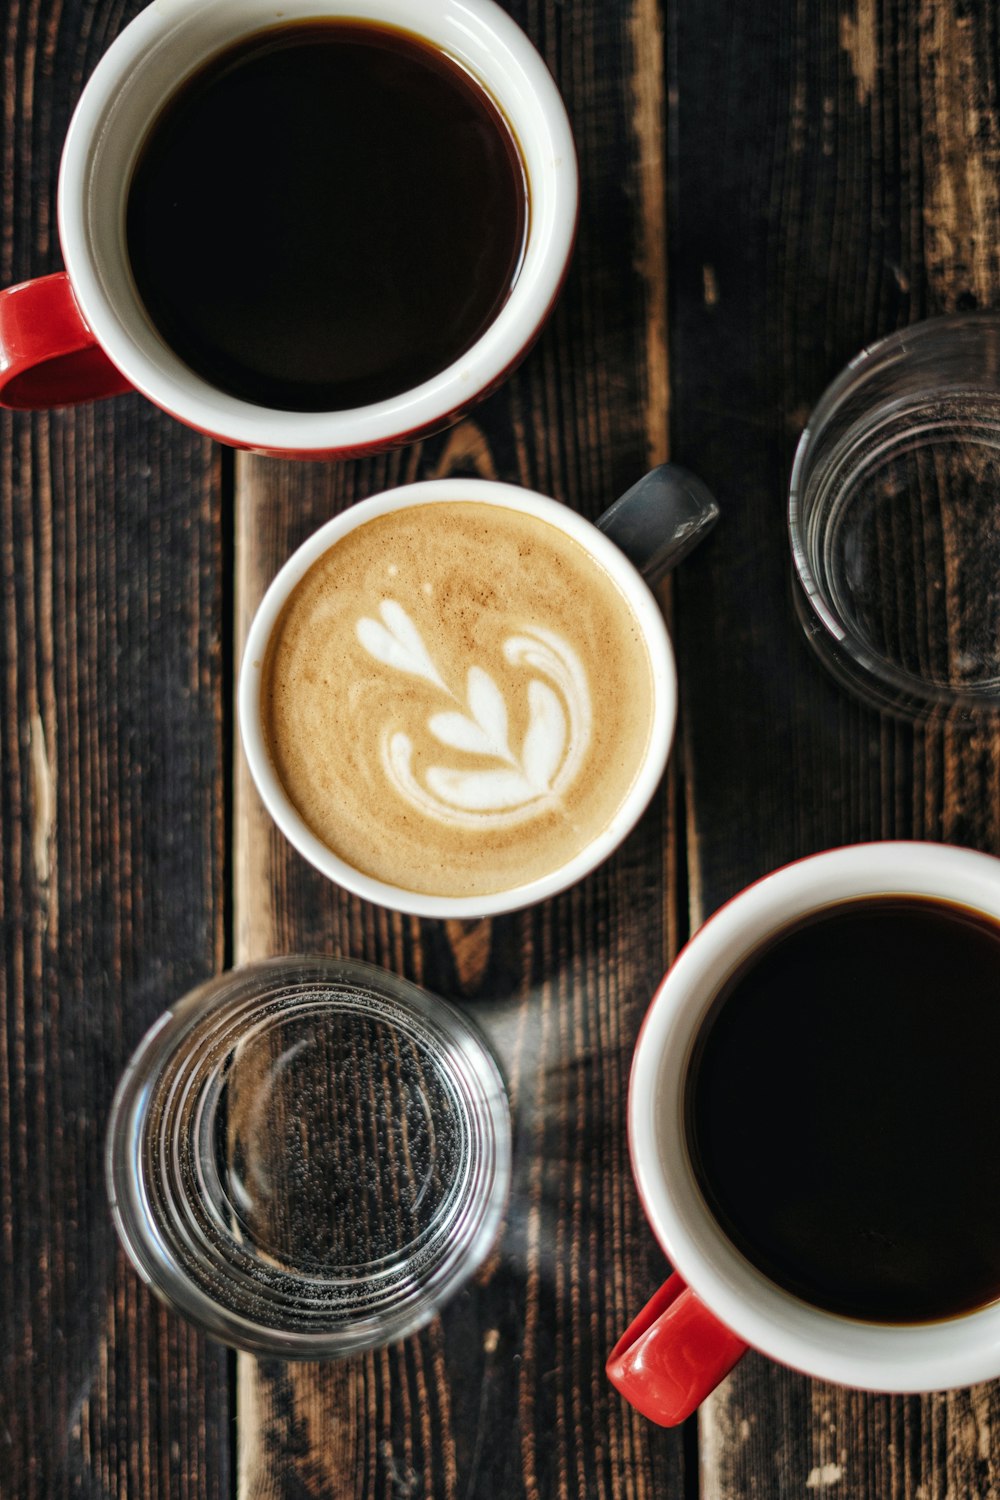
(3, 0), (1000, 1495)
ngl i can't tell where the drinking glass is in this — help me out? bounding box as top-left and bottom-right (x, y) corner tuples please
(789, 315), (1000, 720)
(106, 956), (511, 1356)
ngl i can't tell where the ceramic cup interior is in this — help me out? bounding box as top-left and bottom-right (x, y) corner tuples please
(57, 0), (578, 453)
(239, 478), (678, 919)
(629, 841), (1000, 1393)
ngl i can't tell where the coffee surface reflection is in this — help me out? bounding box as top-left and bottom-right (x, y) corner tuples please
(686, 895), (1000, 1323)
(127, 20), (528, 410)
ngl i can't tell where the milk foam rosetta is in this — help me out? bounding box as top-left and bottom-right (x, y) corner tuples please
(261, 502), (655, 897)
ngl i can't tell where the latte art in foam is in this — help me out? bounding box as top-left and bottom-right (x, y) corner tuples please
(261, 501), (655, 898)
(357, 602), (591, 825)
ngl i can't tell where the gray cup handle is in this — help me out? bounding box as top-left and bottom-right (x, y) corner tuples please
(596, 464), (719, 583)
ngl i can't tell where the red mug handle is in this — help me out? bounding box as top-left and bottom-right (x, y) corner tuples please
(606, 1272), (748, 1426)
(0, 272), (134, 409)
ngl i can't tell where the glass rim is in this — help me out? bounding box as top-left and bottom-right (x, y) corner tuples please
(788, 313), (1000, 719)
(106, 955), (512, 1357)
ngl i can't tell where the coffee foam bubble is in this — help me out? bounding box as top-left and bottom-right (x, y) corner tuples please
(262, 502), (655, 897)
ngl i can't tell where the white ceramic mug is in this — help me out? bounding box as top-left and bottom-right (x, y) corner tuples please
(0, 0), (577, 457)
(609, 841), (1000, 1424)
(238, 471), (721, 918)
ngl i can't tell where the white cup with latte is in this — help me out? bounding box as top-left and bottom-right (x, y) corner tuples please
(239, 473), (716, 917)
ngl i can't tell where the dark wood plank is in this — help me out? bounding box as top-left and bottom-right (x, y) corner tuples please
(236, 467), (680, 1500)
(0, 2), (232, 1495)
(669, 0), (1000, 1495)
(232, 1), (687, 1494)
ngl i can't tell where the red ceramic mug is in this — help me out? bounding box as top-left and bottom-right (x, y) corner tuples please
(609, 843), (1000, 1424)
(0, 0), (577, 457)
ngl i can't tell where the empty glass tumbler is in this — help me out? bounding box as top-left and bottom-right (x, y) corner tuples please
(790, 315), (1000, 720)
(106, 956), (511, 1356)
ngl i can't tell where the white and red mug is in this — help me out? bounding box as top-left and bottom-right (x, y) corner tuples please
(0, 0), (577, 457)
(609, 841), (1000, 1424)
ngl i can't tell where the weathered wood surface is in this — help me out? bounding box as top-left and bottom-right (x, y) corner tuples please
(0, 3), (232, 1498)
(5, 0), (1000, 1494)
(671, 0), (1000, 1496)
(231, 1), (684, 1493)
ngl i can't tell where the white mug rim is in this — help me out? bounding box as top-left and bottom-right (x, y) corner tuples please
(56, 0), (578, 453)
(238, 478), (677, 918)
(629, 840), (1000, 1392)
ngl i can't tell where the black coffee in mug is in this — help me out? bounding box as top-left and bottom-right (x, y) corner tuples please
(126, 21), (528, 411)
(685, 895), (1000, 1323)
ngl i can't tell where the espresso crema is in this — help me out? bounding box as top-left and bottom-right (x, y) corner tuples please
(261, 502), (655, 897)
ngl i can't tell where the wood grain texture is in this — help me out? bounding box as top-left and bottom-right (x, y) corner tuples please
(12, 0), (1000, 1494)
(0, 2), (231, 1495)
(235, 478), (679, 1500)
(669, 0), (1000, 1495)
(232, 3), (686, 1495)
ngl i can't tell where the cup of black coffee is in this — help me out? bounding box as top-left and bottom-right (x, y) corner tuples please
(0, 0), (576, 456)
(608, 842), (1000, 1425)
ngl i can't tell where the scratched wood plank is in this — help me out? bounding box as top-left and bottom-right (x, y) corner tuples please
(232, 0), (687, 1494)
(669, 0), (1000, 1496)
(0, 1), (232, 1496)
